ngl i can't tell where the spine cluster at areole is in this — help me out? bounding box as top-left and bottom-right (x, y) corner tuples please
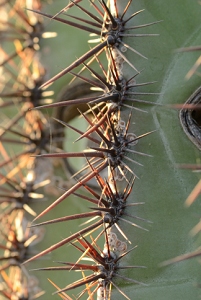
(0, 1), (159, 299)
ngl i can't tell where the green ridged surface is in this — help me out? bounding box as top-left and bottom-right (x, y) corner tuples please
(1, 1), (201, 299)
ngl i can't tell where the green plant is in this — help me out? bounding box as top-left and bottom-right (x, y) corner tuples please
(0, 1), (201, 299)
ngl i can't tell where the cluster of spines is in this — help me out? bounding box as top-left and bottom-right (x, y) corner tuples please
(0, 0), (60, 299)
(14, 1), (159, 299)
(1, 1), (200, 298)
(0, 0), (160, 299)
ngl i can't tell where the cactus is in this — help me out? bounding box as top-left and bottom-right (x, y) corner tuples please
(0, 0), (201, 299)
